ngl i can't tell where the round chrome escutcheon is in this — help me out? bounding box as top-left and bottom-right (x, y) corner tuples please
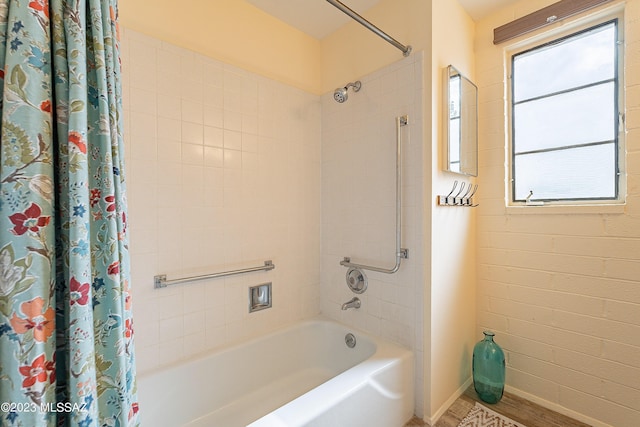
(345, 333), (356, 348)
(346, 267), (367, 294)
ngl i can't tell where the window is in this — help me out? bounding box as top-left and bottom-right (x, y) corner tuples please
(510, 18), (623, 204)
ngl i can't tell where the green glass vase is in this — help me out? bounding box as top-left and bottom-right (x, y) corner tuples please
(472, 331), (505, 404)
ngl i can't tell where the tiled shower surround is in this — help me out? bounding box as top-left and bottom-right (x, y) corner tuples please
(122, 28), (322, 371)
(122, 28), (426, 415)
(320, 54), (426, 415)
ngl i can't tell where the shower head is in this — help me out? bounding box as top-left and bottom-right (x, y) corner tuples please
(333, 80), (362, 103)
(333, 87), (348, 103)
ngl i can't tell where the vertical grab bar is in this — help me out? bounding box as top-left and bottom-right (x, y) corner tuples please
(340, 115), (409, 274)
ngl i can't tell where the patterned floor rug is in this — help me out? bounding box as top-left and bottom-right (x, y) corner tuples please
(458, 402), (527, 427)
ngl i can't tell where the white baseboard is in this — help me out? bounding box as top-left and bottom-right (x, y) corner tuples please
(423, 382), (613, 427)
(504, 385), (613, 427)
(428, 377), (473, 425)
(423, 381), (613, 427)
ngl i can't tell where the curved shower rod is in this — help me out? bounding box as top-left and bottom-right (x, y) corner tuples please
(340, 115), (409, 275)
(326, 0), (412, 57)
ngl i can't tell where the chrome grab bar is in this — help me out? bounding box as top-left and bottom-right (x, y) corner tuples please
(340, 115), (409, 274)
(154, 260), (275, 289)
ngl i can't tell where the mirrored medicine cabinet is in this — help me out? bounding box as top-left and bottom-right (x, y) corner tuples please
(444, 65), (478, 177)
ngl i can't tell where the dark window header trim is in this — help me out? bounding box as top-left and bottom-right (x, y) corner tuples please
(494, 0), (613, 45)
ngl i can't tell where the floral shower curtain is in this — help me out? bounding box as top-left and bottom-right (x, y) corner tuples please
(0, 0), (138, 426)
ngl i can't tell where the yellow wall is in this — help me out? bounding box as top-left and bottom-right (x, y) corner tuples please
(119, 0), (428, 97)
(428, 0), (477, 422)
(320, 0), (430, 93)
(119, 0), (322, 94)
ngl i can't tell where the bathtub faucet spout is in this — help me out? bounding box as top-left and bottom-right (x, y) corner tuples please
(341, 297), (361, 310)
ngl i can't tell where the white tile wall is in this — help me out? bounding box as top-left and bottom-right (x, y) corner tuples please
(475, 1), (640, 426)
(320, 53), (426, 417)
(122, 28), (322, 373)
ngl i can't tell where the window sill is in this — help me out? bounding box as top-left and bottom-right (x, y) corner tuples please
(506, 203), (625, 215)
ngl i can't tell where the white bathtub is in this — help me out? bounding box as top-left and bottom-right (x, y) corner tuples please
(137, 317), (414, 426)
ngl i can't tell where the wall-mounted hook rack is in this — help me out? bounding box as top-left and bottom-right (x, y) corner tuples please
(437, 180), (478, 207)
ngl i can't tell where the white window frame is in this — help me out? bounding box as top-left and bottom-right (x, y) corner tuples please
(506, 8), (626, 208)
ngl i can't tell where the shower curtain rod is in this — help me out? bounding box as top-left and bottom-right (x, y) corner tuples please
(326, 0), (412, 57)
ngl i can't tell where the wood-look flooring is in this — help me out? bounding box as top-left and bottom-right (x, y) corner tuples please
(404, 386), (592, 427)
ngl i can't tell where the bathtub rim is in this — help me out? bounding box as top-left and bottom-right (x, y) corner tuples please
(136, 314), (410, 380)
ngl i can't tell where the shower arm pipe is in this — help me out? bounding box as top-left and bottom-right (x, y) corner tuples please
(340, 115), (409, 275)
(326, 0), (412, 57)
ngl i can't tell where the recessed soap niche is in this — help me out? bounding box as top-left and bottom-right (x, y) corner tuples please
(249, 282), (272, 313)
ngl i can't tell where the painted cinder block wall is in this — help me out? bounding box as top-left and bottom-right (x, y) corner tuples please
(475, 1), (640, 426)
